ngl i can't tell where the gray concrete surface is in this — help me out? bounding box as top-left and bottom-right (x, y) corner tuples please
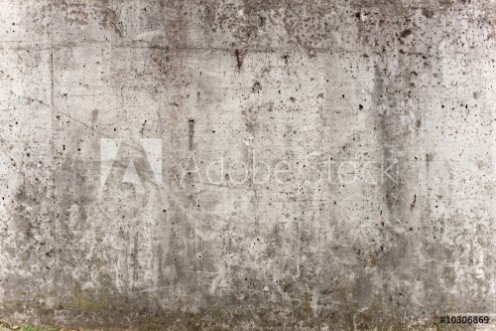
(0, 0), (495, 330)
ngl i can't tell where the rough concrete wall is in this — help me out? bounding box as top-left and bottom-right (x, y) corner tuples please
(0, 0), (495, 329)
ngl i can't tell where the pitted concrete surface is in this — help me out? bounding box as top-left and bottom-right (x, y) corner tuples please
(0, 0), (495, 330)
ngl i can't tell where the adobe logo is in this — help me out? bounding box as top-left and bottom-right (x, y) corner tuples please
(99, 138), (163, 193)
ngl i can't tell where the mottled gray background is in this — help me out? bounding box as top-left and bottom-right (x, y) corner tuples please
(0, 0), (495, 330)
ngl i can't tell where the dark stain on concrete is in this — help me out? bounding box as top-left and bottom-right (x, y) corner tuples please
(188, 119), (195, 151)
(235, 49), (245, 70)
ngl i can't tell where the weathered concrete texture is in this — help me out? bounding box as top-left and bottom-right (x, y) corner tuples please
(0, 0), (495, 329)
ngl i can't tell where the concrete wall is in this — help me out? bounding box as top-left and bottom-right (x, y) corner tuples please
(0, 0), (495, 329)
